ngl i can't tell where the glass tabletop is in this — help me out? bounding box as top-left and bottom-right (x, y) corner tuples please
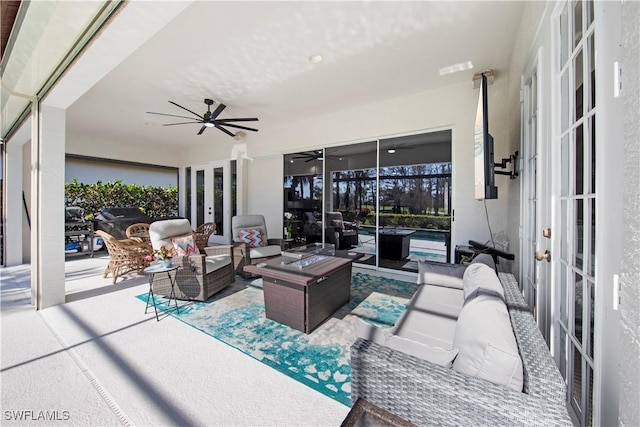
(281, 242), (335, 260)
(144, 263), (179, 274)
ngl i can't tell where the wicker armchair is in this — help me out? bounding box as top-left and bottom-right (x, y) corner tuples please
(193, 222), (216, 252)
(125, 223), (152, 250)
(95, 230), (150, 284)
(231, 215), (282, 278)
(149, 219), (234, 301)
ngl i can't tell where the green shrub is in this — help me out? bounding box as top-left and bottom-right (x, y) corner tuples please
(65, 179), (178, 219)
(337, 210), (450, 230)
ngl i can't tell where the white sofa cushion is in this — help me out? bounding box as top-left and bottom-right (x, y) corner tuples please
(462, 263), (505, 303)
(355, 318), (458, 367)
(390, 286), (460, 349)
(416, 261), (465, 289)
(452, 294), (523, 391)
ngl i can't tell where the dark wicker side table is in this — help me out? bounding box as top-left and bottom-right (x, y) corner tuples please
(340, 398), (415, 427)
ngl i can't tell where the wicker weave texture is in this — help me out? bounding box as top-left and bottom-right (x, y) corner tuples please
(152, 246), (234, 301)
(96, 230), (150, 283)
(351, 272), (572, 426)
(193, 222), (216, 252)
(232, 239), (281, 278)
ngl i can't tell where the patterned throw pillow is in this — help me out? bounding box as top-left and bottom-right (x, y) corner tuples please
(171, 234), (199, 256)
(239, 228), (265, 248)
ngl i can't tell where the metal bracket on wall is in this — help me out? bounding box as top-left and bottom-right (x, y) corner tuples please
(494, 150), (519, 180)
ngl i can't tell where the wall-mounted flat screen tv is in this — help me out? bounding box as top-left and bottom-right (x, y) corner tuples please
(474, 73), (498, 200)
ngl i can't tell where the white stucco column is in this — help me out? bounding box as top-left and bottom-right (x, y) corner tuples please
(31, 103), (66, 309)
(4, 122), (29, 266)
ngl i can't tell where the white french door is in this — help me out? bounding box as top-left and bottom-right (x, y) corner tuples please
(187, 161), (232, 244)
(521, 59), (553, 342)
(554, 1), (597, 425)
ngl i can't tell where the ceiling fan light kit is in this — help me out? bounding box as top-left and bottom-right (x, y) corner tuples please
(147, 98), (259, 137)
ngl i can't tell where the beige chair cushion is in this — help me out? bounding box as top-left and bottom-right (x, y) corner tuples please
(204, 254), (232, 274)
(149, 219), (192, 250)
(249, 245), (281, 259)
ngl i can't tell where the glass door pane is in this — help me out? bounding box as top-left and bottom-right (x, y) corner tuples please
(378, 131), (452, 272)
(214, 167), (224, 237)
(284, 152), (324, 245)
(325, 142), (377, 266)
(196, 168), (206, 227)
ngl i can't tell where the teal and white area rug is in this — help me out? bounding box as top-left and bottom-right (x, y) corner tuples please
(136, 271), (418, 406)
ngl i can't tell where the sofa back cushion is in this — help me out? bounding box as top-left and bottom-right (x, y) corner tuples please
(469, 253), (496, 270)
(462, 263), (505, 303)
(452, 294), (523, 391)
(416, 261), (466, 289)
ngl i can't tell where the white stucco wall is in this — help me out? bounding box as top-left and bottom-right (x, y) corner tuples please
(65, 157), (177, 187)
(93, 77), (518, 260)
(66, 130), (186, 168)
(620, 0), (640, 424)
(187, 79), (516, 258)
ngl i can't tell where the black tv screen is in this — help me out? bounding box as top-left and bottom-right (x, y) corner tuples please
(474, 74), (498, 200)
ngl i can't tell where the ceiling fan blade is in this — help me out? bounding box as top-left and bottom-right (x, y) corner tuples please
(197, 125), (207, 135)
(168, 101), (204, 119)
(214, 125), (236, 137)
(211, 103), (226, 119)
(217, 117), (259, 122)
(162, 121), (202, 126)
(219, 123), (258, 132)
(147, 112), (199, 121)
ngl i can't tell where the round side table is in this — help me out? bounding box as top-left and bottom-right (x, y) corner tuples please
(144, 263), (180, 321)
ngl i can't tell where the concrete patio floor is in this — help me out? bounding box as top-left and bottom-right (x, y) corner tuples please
(1, 254), (362, 426)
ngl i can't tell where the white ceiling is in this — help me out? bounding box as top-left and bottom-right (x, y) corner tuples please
(65, 1), (526, 148)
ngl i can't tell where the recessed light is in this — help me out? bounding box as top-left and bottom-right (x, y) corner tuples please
(387, 148), (396, 154)
(308, 54), (323, 64)
(439, 61), (474, 76)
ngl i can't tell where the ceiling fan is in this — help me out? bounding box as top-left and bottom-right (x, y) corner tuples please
(147, 98), (258, 137)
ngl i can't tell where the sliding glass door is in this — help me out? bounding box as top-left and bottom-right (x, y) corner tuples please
(284, 129), (452, 273)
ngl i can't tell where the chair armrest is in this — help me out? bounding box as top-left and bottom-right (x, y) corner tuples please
(203, 245), (233, 257)
(267, 238), (283, 246)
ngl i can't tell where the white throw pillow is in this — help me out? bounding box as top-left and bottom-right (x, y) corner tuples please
(452, 294), (523, 391)
(462, 263), (505, 303)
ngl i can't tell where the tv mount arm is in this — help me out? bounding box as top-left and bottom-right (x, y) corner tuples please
(494, 150), (519, 180)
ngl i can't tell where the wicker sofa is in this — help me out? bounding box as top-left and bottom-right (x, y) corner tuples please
(351, 258), (572, 426)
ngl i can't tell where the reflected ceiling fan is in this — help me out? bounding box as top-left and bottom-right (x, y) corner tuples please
(291, 151), (341, 162)
(147, 98), (258, 137)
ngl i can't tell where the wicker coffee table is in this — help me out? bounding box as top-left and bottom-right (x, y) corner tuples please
(244, 252), (357, 333)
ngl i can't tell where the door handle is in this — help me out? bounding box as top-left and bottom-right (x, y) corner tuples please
(535, 250), (551, 262)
